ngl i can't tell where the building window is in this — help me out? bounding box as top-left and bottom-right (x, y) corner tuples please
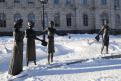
(101, 0), (107, 5)
(115, 14), (121, 26)
(100, 13), (109, 25)
(81, 0), (88, 5)
(114, 0), (120, 10)
(0, 0), (5, 2)
(83, 14), (88, 26)
(54, 0), (59, 5)
(14, 0), (20, 3)
(66, 14), (72, 27)
(65, 0), (71, 5)
(27, 0), (34, 4)
(65, 0), (74, 6)
(0, 13), (6, 27)
(28, 13), (35, 22)
(14, 13), (22, 22)
(54, 13), (60, 27)
(44, 13), (48, 27)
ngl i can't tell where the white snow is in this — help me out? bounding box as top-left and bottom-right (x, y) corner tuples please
(0, 34), (121, 81)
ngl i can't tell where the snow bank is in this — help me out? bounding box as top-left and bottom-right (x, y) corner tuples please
(0, 34), (121, 81)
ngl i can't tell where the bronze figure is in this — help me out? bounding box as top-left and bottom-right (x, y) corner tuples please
(8, 19), (25, 75)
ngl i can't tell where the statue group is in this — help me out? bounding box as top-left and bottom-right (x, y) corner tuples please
(8, 19), (56, 76)
(8, 19), (110, 76)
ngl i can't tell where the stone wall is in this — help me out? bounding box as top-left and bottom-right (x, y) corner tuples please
(0, 0), (121, 34)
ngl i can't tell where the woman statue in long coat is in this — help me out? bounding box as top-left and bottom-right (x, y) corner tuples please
(26, 21), (42, 66)
(45, 21), (56, 64)
(8, 19), (25, 75)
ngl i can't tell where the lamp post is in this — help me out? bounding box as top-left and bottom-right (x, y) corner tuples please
(39, 0), (48, 40)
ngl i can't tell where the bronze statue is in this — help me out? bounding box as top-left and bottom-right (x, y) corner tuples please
(95, 20), (110, 54)
(26, 21), (43, 66)
(8, 19), (25, 75)
(44, 21), (56, 64)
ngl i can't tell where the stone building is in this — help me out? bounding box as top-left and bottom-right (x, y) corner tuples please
(0, 0), (121, 35)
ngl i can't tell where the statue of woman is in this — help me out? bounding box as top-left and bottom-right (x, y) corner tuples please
(8, 19), (25, 75)
(26, 21), (42, 66)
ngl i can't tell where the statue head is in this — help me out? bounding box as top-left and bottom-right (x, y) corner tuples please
(28, 21), (35, 28)
(49, 21), (54, 28)
(14, 19), (23, 29)
(104, 20), (108, 25)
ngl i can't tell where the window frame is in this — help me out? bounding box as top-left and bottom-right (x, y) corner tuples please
(101, 0), (107, 5)
(83, 14), (88, 26)
(66, 14), (72, 27)
(114, 0), (120, 10)
(0, 0), (5, 2)
(0, 13), (6, 27)
(54, 13), (60, 27)
(54, 0), (59, 5)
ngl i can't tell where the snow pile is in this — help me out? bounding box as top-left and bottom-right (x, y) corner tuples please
(0, 34), (121, 81)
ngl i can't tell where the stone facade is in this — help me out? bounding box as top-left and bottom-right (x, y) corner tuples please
(0, 0), (121, 34)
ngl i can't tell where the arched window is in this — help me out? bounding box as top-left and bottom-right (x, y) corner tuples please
(54, 13), (60, 27)
(28, 13), (35, 22)
(44, 13), (48, 27)
(83, 14), (88, 26)
(14, 0), (20, 3)
(14, 13), (22, 22)
(66, 13), (72, 26)
(115, 14), (121, 26)
(65, 0), (71, 5)
(81, 0), (88, 5)
(114, 0), (120, 10)
(0, 13), (6, 27)
(100, 13), (109, 25)
(0, 0), (5, 2)
(27, 0), (34, 4)
(101, 0), (107, 5)
(54, 0), (59, 5)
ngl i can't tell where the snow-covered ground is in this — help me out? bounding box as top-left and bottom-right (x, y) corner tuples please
(0, 34), (121, 81)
